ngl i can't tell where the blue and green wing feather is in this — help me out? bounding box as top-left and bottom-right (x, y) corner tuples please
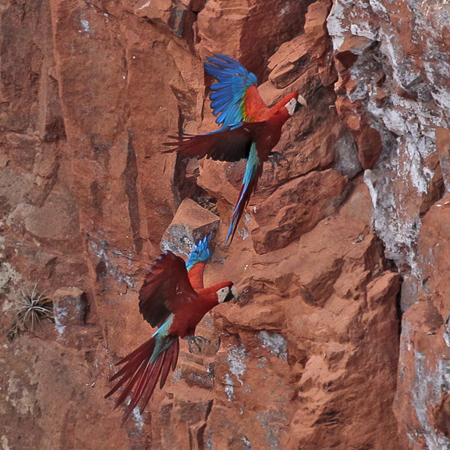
(186, 234), (212, 272)
(205, 54), (258, 128)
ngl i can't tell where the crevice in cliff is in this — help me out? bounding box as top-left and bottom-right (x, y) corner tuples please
(122, 129), (142, 255)
(192, 400), (213, 450)
(170, 109), (219, 215)
(171, 153), (212, 206)
(395, 277), (404, 336)
(137, 0), (204, 52)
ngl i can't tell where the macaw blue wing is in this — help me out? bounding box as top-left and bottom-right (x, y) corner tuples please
(205, 54), (258, 128)
(186, 234), (212, 272)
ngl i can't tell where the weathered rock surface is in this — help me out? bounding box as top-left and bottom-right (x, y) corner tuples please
(251, 169), (348, 254)
(326, 1), (450, 448)
(394, 195), (450, 450)
(161, 197), (220, 256)
(1, 0), (449, 448)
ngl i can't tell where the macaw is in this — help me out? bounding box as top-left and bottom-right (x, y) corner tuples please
(105, 235), (238, 422)
(165, 54), (307, 243)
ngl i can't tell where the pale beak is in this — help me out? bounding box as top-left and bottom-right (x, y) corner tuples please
(298, 94), (307, 107)
(231, 285), (239, 302)
(294, 94), (307, 113)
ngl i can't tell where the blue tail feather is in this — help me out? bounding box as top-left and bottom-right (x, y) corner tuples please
(226, 144), (260, 243)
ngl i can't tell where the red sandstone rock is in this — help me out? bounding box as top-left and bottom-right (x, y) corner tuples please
(252, 169), (348, 254)
(161, 197), (220, 256)
(304, 0), (336, 86)
(436, 127), (450, 190)
(2, 0), (449, 448)
(267, 35), (312, 89)
(394, 195), (450, 449)
(333, 36), (385, 170)
(196, 0), (311, 79)
(208, 181), (400, 450)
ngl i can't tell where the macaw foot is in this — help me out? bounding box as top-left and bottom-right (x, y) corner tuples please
(269, 151), (289, 168)
(185, 336), (211, 353)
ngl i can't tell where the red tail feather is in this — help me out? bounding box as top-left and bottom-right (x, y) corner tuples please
(123, 354), (164, 423)
(160, 339), (179, 388)
(105, 336), (179, 423)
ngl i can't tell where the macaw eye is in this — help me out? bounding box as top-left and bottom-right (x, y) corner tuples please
(217, 287), (230, 303)
(285, 98), (297, 116)
(217, 285), (238, 303)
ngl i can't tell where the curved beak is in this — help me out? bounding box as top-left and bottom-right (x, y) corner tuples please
(294, 94), (307, 113)
(298, 94), (307, 108)
(231, 285), (239, 302)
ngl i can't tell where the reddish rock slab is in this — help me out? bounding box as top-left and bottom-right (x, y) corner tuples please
(252, 169), (348, 254)
(267, 34), (312, 89)
(196, 0), (313, 79)
(304, 0), (336, 86)
(161, 197), (220, 256)
(210, 180), (400, 450)
(394, 195), (450, 449)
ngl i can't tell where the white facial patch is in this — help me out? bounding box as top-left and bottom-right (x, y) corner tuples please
(217, 286), (230, 303)
(285, 98), (298, 116)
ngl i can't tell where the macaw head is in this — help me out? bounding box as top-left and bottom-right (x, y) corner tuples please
(216, 283), (239, 303)
(285, 92), (308, 116)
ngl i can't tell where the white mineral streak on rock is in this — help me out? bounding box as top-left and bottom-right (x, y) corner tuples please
(327, 0), (446, 275)
(329, 1), (450, 448)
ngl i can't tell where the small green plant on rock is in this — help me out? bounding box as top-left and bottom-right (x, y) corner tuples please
(7, 285), (54, 341)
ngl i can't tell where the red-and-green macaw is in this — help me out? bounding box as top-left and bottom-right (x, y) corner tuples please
(105, 236), (238, 422)
(165, 54), (307, 243)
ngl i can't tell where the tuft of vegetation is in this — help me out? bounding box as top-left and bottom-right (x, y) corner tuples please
(7, 285), (54, 342)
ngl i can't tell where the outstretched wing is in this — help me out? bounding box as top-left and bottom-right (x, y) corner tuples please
(205, 54), (267, 127)
(163, 121), (267, 162)
(139, 252), (198, 328)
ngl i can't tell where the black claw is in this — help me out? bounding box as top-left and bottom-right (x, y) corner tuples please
(185, 336), (211, 353)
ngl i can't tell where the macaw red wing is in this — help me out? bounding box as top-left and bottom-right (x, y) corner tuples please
(164, 121), (267, 162)
(139, 252), (198, 328)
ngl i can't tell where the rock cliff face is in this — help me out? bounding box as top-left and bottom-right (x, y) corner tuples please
(1, 0), (449, 448)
